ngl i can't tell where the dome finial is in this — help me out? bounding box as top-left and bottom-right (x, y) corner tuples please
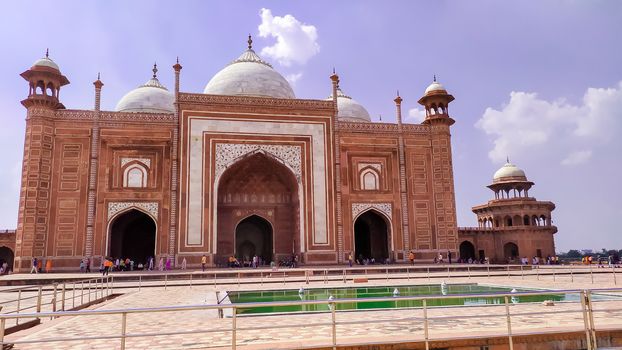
(152, 62), (158, 79)
(247, 34), (253, 50)
(45, 48), (49, 58)
(507, 156), (510, 163)
(433, 74), (437, 82)
(97, 72), (100, 80)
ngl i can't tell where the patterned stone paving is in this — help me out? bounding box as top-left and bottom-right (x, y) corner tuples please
(1, 269), (621, 349)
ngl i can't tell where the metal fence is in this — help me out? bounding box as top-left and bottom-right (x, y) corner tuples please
(103, 264), (618, 290)
(0, 276), (113, 327)
(1, 287), (621, 350)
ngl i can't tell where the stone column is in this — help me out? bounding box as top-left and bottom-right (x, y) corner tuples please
(395, 94), (410, 255)
(85, 75), (103, 259)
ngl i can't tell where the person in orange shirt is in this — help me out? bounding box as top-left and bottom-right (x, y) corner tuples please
(45, 259), (52, 273)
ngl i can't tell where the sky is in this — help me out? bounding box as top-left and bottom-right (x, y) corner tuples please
(0, 1), (620, 252)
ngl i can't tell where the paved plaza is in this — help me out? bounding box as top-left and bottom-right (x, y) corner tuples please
(1, 266), (621, 349)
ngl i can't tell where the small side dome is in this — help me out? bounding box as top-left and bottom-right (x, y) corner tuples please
(493, 161), (527, 181)
(115, 64), (174, 113)
(32, 50), (60, 71)
(327, 87), (371, 123)
(204, 36), (295, 99)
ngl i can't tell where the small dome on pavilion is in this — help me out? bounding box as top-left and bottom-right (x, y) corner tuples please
(327, 87), (371, 122)
(424, 76), (448, 96)
(32, 50), (60, 71)
(493, 160), (527, 181)
(115, 64), (174, 113)
(204, 35), (295, 99)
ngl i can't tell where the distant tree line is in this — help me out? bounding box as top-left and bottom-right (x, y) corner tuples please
(558, 249), (622, 259)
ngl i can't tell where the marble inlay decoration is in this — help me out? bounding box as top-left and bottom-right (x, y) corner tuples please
(121, 157), (151, 168)
(108, 202), (158, 221)
(215, 143), (301, 182)
(351, 202), (392, 220)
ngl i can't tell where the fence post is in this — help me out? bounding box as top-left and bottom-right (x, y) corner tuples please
(237, 272), (241, 287)
(590, 265), (594, 284)
(88, 280), (92, 303)
(504, 295), (514, 350)
(324, 269), (327, 284)
(190, 273), (193, 289)
(447, 266), (450, 279)
(520, 265), (524, 279)
(81, 281), (84, 305)
(61, 283), (66, 311)
(0, 317), (5, 345)
(305, 270), (309, 285)
(613, 267), (617, 285)
(331, 301), (337, 350)
(586, 290), (597, 348)
(36, 286), (43, 314)
(386, 268), (389, 282)
(16, 289), (22, 326)
(139, 275), (142, 292)
(571, 268), (574, 283)
(343, 269), (346, 284)
(165, 274), (168, 291)
(120, 312), (127, 350)
(427, 267), (430, 282)
(423, 299), (429, 350)
(467, 266), (471, 280)
(580, 290), (595, 350)
(232, 307), (237, 350)
(536, 266), (539, 280)
(487, 265), (490, 279)
(506, 265), (510, 278)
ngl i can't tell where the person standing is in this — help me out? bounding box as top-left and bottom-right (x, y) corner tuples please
(45, 259), (52, 273)
(448, 251), (452, 264)
(348, 252), (353, 267)
(165, 258), (171, 271)
(85, 257), (91, 273)
(181, 257), (187, 270)
(158, 257), (164, 271)
(201, 254), (207, 272)
(30, 257), (38, 274)
(408, 251), (415, 265)
(148, 257), (154, 271)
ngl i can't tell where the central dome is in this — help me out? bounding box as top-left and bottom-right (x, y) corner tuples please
(204, 37), (295, 99)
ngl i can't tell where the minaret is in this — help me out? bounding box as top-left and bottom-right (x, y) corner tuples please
(394, 92), (411, 253)
(15, 50), (69, 271)
(330, 69), (344, 263)
(417, 77), (458, 255)
(170, 57), (182, 264)
(85, 73), (103, 263)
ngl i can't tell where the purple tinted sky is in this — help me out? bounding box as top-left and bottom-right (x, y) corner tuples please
(0, 1), (620, 251)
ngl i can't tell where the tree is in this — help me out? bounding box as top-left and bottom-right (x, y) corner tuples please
(565, 250), (582, 258)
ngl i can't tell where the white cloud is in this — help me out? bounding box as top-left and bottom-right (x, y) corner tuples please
(561, 150), (592, 166)
(476, 82), (622, 164)
(285, 72), (303, 85)
(258, 8), (320, 66)
(406, 107), (426, 123)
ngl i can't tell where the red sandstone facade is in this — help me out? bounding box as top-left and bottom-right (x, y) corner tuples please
(9, 47), (553, 272)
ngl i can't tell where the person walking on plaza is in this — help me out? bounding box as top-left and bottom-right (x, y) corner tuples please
(45, 259), (52, 273)
(148, 257), (154, 271)
(201, 254), (207, 272)
(408, 251), (415, 265)
(448, 251), (452, 264)
(165, 258), (171, 271)
(158, 257), (164, 271)
(85, 257), (91, 273)
(348, 252), (353, 267)
(30, 257), (38, 274)
(181, 257), (187, 270)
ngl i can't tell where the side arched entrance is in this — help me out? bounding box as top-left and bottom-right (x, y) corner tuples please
(0, 247), (14, 271)
(109, 209), (156, 265)
(353, 210), (389, 263)
(217, 152), (299, 264)
(503, 242), (519, 261)
(459, 241), (476, 260)
(235, 215), (273, 263)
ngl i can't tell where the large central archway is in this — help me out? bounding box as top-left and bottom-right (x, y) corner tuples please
(353, 210), (389, 263)
(109, 209), (156, 265)
(217, 152), (299, 264)
(235, 215), (273, 263)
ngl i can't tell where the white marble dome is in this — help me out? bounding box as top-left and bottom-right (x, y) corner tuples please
(493, 161), (527, 180)
(204, 46), (295, 99)
(116, 66), (174, 113)
(327, 88), (371, 123)
(424, 80), (447, 95)
(33, 56), (60, 71)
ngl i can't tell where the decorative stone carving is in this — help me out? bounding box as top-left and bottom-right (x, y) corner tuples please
(351, 202), (392, 220)
(339, 121), (429, 134)
(107, 202), (158, 221)
(121, 157), (151, 168)
(215, 143), (302, 182)
(358, 163), (381, 172)
(55, 110), (176, 123)
(180, 92), (334, 112)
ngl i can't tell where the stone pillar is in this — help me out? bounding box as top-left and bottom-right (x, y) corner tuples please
(394, 93), (410, 255)
(85, 76), (103, 259)
(330, 71), (344, 263)
(169, 59), (182, 262)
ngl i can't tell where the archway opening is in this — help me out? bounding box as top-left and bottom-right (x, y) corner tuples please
(0, 247), (14, 272)
(503, 242), (519, 261)
(217, 152), (299, 264)
(109, 209), (156, 265)
(235, 215), (273, 263)
(354, 210), (389, 263)
(459, 241), (476, 261)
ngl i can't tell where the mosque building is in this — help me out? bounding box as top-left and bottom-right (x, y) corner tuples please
(8, 37), (556, 271)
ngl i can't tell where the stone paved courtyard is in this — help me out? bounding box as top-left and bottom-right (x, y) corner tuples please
(1, 266), (621, 349)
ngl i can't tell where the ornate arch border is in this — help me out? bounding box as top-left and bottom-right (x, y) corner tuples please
(105, 201), (159, 259)
(351, 202), (395, 254)
(212, 144), (305, 254)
